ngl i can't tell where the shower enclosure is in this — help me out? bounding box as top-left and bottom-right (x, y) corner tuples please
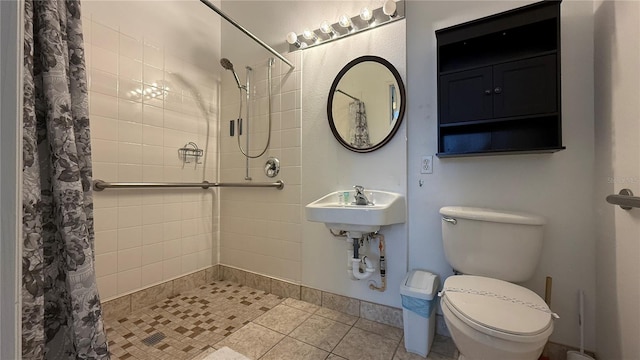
(79, 0), (302, 307)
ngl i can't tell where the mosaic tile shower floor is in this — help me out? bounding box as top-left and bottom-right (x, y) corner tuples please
(105, 281), (457, 360)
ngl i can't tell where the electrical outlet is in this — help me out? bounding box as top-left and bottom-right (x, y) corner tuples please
(421, 155), (433, 174)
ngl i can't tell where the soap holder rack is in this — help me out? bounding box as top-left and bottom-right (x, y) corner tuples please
(178, 142), (203, 165)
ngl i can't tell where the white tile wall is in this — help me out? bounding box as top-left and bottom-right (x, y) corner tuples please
(85, 16), (219, 300)
(219, 53), (302, 283)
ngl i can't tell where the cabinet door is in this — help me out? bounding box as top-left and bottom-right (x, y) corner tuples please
(493, 54), (557, 118)
(439, 67), (493, 124)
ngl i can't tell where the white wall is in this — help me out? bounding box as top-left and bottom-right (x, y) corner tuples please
(83, 2), (221, 300)
(301, 21), (407, 307)
(593, 1), (640, 358)
(406, 0), (596, 349)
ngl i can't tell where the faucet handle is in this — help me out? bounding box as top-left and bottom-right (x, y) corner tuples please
(354, 185), (365, 194)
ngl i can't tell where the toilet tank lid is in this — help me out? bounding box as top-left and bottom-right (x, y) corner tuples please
(439, 206), (545, 225)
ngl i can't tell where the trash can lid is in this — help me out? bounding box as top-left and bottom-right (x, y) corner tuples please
(400, 270), (440, 300)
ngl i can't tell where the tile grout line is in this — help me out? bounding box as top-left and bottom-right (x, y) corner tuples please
(391, 335), (403, 360)
(277, 301), (403, 360)
(259, 301), (358, 359)
(328, 314), (357, 360)
(296, 300), (344, 359)
(254, 302), (325, 359)
(251, 321), (286, 360)
(252, 303), (307, 359)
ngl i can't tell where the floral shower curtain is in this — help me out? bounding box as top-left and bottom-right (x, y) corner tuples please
(22, 0), (109, 359)
(349, 100), (371, 148)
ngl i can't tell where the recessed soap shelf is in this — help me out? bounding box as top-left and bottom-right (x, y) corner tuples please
(178, 142), (203, 166)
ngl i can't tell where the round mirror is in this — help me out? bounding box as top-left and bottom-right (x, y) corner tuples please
(327, 55), (406, 153)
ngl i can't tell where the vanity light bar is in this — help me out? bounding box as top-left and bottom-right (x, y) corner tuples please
(286, 0), (405, 52)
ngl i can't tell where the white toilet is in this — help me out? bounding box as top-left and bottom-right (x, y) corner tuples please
(439, 206), (555, 360)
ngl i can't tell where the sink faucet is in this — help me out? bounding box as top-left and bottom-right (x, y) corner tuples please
(353, 185), (372, 205)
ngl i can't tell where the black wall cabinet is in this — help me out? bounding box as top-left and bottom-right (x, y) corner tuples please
(436, 1), (564, 157)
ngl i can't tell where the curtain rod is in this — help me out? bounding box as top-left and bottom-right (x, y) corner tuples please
(93, 180), (284, 191)
(335, 89), (361, 102)
(199, 0), (295, 70)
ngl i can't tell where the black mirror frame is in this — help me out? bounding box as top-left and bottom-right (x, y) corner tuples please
(327, 55), (406, 153)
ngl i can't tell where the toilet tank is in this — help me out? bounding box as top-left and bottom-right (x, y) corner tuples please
(440, 206), (545, 283)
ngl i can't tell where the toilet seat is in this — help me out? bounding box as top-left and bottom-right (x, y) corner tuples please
(441, 275), (554, 343)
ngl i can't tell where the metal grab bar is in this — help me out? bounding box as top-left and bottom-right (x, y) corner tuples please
(606, 188), (640, 210)
(198, 0), (295, 70)
(93, 179), (284, 191)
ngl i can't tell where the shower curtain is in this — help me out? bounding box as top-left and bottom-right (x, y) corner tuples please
(22, 0), (109, 359)
(349, 100), (371, 148)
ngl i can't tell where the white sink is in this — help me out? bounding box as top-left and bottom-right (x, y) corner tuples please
(305, 190), (406, 234)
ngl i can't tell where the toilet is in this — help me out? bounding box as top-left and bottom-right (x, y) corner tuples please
(439, 206), (555, 360)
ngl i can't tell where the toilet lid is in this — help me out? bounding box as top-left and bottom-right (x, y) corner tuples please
(442, 275), (553, 336)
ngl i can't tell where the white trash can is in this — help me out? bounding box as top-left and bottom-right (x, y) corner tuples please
(400, 270), (440, 357)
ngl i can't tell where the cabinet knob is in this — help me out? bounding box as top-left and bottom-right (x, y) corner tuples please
(494, 87), (503, 94)
(484, 89), (492, 95)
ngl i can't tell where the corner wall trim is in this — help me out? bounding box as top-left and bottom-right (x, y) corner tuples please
(0, 0), (24, 357)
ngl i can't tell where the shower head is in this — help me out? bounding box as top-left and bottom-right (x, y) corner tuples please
(220, 58), (234, 71)
(220, 58), (242, 89)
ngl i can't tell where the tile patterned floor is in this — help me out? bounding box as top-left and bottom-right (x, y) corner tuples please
(105, 280), (458, 360)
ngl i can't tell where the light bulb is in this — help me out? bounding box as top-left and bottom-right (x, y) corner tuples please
(359, 7), (373, 22)
(338, 14), (352, 29)
(286, 31), (302, 48)
(286, 32), (298, 44)
(320, 20), (339, 38)
(302, 29), (318, 41)
(320, 21), (331, 33)
(383, 0), (397, 17)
